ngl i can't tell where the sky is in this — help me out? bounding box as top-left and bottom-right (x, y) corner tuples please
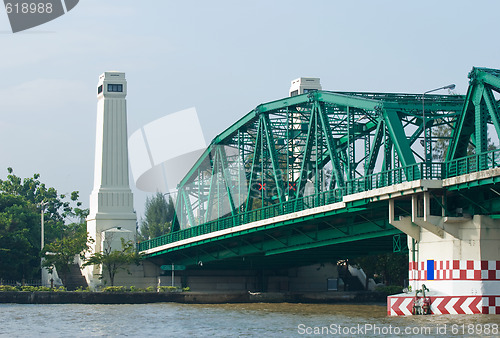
(0, 1), (499, 220)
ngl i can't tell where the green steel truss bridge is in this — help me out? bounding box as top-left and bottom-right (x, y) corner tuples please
(139, 67), (500, 270)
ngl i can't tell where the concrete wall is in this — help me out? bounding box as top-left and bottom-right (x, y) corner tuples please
(108, 263), (339, 292)
(288, 263), (338, 292)
(409, 215), (500, 297)
(99, 261), (160, 289)
(98, 260), (340, 292)
(412, 215), (500, 262)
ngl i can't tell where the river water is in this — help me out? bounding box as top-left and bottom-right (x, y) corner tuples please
(1, 303), (499, 337)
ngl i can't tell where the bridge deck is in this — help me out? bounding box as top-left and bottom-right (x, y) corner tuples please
(140, 150), (500, 266)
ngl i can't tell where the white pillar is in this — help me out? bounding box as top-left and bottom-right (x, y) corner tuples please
(84, 72), (137, 288)
(388, 212), (500, 315)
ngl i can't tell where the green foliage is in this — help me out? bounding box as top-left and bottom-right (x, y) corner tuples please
(83, 237), (142, 286)
(350, 252), (408, 286)
(0, 285), (18, 291)
(75, 286), (90, 292)
(375, 285), (404, 295)
(0, 193), (39, 280)
(101, 286), (126, 292)
(36, 286), (53, 292)
(138, 192), (174, 241)
(42, 222), (93, 286)
(53, 286), (66, 292)
(0, 168), (88, 281)
(0, 285), (65, 292)
(158, 286), (179, 292)
(20, 285), (37, 292)
(0, 284), (191, 293)
(432, 119), (497, 161)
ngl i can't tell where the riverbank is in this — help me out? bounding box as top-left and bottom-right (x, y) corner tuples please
(0, 291), (388, 305)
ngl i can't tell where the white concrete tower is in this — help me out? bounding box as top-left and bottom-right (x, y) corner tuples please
(85, 71), (136, 287)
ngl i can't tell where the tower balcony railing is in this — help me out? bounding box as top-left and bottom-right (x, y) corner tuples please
(138, 148), (500, 252)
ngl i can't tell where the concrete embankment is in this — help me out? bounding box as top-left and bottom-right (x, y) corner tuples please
(0, 291), (387, 304)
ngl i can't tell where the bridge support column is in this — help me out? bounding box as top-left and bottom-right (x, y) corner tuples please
(388, 212), (500, 316)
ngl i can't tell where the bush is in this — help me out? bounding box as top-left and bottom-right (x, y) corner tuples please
(36, 286), (52, 292)
(182, 287), (190, 292)
(375, 285), (403, 295)
(158, 286), (179, 292)
(20, 286), (37, 292)
(145, 286), (155, 292)
(101, 286), (126, 292)
(0, 285), (18, 292)
(75, 286), (90, 292)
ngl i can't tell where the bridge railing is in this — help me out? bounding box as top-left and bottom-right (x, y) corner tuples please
(444, 149), (500, 178)
(138, 188), (344, 251)
(346, 162), (442, 195)
(139, 150), (500, 252)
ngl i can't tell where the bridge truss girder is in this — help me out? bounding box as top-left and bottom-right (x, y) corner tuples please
(447, 67), (500, 161)
(174, 91), (464, 229)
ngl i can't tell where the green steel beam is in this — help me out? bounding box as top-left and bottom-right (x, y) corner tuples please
(181, 188), (196, 228)
(381, 108), (417, 168)
(217, 146), (237, 216)
(295, 109), (316, 200)
(447, 84), (476, 161)
(265, 227), (400, 256)
(317, 91), (381, 111)
(448, 67), (500, 161)
(262, 114), (285, 204)
(474, 83), (488, 154)
(470, 67), (500, 90)
(483, 87), (500, 144)
(245, 119), (263, 211)
(317, 102), (345, 187)
(365, 118), (384, 175)
(256, 94), (312, 113)
(204, 150), (218, 223)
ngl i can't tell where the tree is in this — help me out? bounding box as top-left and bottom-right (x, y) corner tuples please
(138, 192), (175, 241)
(0, 168), (88, 281)
(350, 252), (408, 286)
(432, 120), (497, 161)
(41, 221), (93, 286)
(0, 193), (39, 280)
(83, 237), (142, 286)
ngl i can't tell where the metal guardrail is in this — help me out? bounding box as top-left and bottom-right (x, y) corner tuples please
(444, 149), (500, 178)
(0, 279), (41, 286)
(139, 149), (500, 252)
(346, 162), (442, 195)
(139, 189), (344, 251)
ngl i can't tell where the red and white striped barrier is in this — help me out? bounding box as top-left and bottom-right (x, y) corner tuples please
(388, 295), (500, 316)
(409, 260), (500, 281)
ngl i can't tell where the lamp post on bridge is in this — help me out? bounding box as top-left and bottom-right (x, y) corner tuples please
(422, 84), (455, 176)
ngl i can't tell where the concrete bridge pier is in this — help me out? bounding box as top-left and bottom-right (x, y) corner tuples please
(388, 193), (500, 315)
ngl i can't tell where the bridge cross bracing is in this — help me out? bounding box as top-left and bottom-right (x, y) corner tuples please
(139, 67), (500, 268)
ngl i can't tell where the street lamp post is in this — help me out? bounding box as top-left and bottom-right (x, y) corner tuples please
(422, 84), (456, 176)
(39, 201), (48, 285)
